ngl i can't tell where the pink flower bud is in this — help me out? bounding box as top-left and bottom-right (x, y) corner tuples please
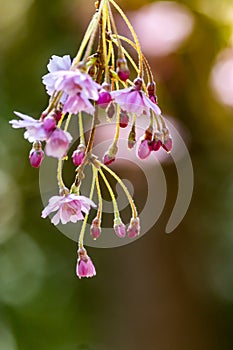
(133, 77), (143, 91)
(137, 139), (151, 159)
(114, 222), (126, 238)
(127, 217), (140, 238)
(106, 101), (116, 119)
(90, 217), (101, 240)
(72, 144), (86, 166)
(97, 90), (112, 109)
(116, 58), (130, 82)
(147, 81), (158, 104)
(54, 109), (62, 122)
(43, 116), (56, 132)
(119, 111), (129, 128)
(128, 124), (136, 149)
(150, 131), (163, 151)
(29, 141), (44, 168)
(76, 247), (96, 279)
(103, 153), (115, 165)
(150, 139), (162, 151)
(45, 128), (72, 159)
(162, 128), (172, 153)
(162, 136), (173, 153)
(29, 148), (44, 168)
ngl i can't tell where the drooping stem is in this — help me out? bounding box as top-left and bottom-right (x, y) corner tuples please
(72, 5), (102, 68)
(116, 34), (154, 83)
(107, 1), (124, 59)
(57, 159), (66, 190)
(78, 165), (97, 248)
(102, 0), (109, 81)
(64, 113), (72, 132)
(99, 162), (138, 218)
(99, 168), (120, 219)
(109, 0), (143, 77)
(95, 171), (103, 220)
(111, 35), (139, 76)
(79, 112), (85, 145)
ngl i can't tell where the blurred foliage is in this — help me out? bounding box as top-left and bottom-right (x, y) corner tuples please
(0, 0), (233, 349)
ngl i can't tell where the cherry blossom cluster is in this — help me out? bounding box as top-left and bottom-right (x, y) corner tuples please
(10, 0), (172, 279)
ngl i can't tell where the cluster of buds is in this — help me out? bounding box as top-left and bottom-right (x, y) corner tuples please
(10, 0), (172, 279)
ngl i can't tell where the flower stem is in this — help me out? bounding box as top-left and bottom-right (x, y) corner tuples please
(98, 168), (120, 220)
(79, 112), (85, 145)
(64, 113), (72, 132)
(116, 34), (154, 83)
(72, 1), (104, 68)
(102, 0), (109, 81)
(99, 162), (138, 218)
(95, 171), (103, 221)
(57, 159), (65, 190)
(78, 165), (97, 248)
(109, 0), (143, 77)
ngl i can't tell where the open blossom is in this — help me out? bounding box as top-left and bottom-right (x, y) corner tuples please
(41, 193), (96, 225)
(10, 111), (72, 159)
(76, 248), (96, 279)
(43, 68), (100, 112)
(54, 70), (100, 100)
(63, 94), (95, 115)
(111, 78), (161, 116)
(10, 112), (48, 142)
(45, 128), (72, 158)
(42, 55), (72, 102)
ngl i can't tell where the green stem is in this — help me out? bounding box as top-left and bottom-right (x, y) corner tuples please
(99, 168), (120, 219)
(79, 112), (85, 145)
(100, 162), (137, 218)
(78, 165), (97, 248)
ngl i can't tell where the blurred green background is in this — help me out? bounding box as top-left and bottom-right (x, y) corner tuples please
(0, 0), (233, 349)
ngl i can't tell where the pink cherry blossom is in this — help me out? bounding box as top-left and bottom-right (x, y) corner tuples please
(43, 69), (100, 101)
(42, 55), (72, 101)
(111, 88), (161, 116)
(41, 193), (96, 225)
(76, 248), (96, 278)
(45, 128), (72, 159)
(10, 112), (49, 142)
(111, 78), (161, 116)
(47, 55), (72, 73)
(63, 94), (95, 115)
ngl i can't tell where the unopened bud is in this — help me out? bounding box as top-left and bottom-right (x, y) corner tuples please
(90, 217), (101, 240)
(128, 124), (136, 149)
(72, 144), (86, 166)
(116, 58), (130, 82)
(119, 110), (129, 128)
(29, 141), (44, 168)
(114, 219), (126, 238)
(133, 77), (143, 91)
(150, 131), (163, 151)
(137, 139), (151, 159)
(106, 101), (115, 119)
(43, 116), (56, 132)
(97, 84), (112, 109)
(127, 217), (140, 238)
(103, 143), (118, 165)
